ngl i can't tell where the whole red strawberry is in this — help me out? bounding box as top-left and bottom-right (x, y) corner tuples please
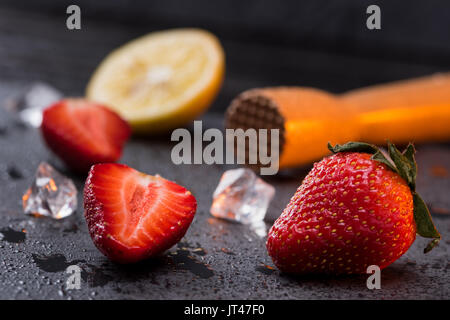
(84, 163), (197, 263)
(41, 99), (131, 173)
(267, 142), (440, 274)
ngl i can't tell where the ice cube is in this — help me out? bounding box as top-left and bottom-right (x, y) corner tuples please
(7, 82), (63, 127)
(22, 162), (77, 219)
(210, 168), (275, 227)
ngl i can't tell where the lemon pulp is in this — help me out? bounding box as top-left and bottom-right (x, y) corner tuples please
(86, 28), (225, 133)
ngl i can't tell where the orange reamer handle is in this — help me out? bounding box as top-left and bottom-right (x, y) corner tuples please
(341, 73), (450, 145)
(251, 73), (450, 169)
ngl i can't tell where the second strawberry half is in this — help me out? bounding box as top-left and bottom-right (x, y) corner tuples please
(41, 99), (131, 173)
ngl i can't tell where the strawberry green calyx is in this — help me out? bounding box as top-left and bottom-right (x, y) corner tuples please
(328, 141), (441, 253)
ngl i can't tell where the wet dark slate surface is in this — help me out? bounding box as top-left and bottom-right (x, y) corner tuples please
(0, 2), (449, 300)
(0, 84), (449, 299)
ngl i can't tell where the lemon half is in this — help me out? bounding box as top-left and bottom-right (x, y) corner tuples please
(86, 28), (225, 133)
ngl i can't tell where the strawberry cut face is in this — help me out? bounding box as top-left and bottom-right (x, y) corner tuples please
(84, 163), (197, 263)
(41, 99), (131, 173)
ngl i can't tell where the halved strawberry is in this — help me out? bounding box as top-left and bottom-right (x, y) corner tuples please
(83, 163), (197, 263)
(41, 99), (131, 173)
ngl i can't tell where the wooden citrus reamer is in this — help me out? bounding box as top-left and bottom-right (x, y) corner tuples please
(225, 73), (450, 169)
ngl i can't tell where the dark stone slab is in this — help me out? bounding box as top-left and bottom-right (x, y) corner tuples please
(0, 93), (449, 299)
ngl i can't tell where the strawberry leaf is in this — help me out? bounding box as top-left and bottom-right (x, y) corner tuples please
(371, 149), (397, 172)
(413, 192), (441, 253)
(402, 144), (417, 189)
(328, 141), (378, 154)
(388, 142), (416, 190)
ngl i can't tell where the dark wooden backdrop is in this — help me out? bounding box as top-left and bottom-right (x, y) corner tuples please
(1, 0), (450, 113)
